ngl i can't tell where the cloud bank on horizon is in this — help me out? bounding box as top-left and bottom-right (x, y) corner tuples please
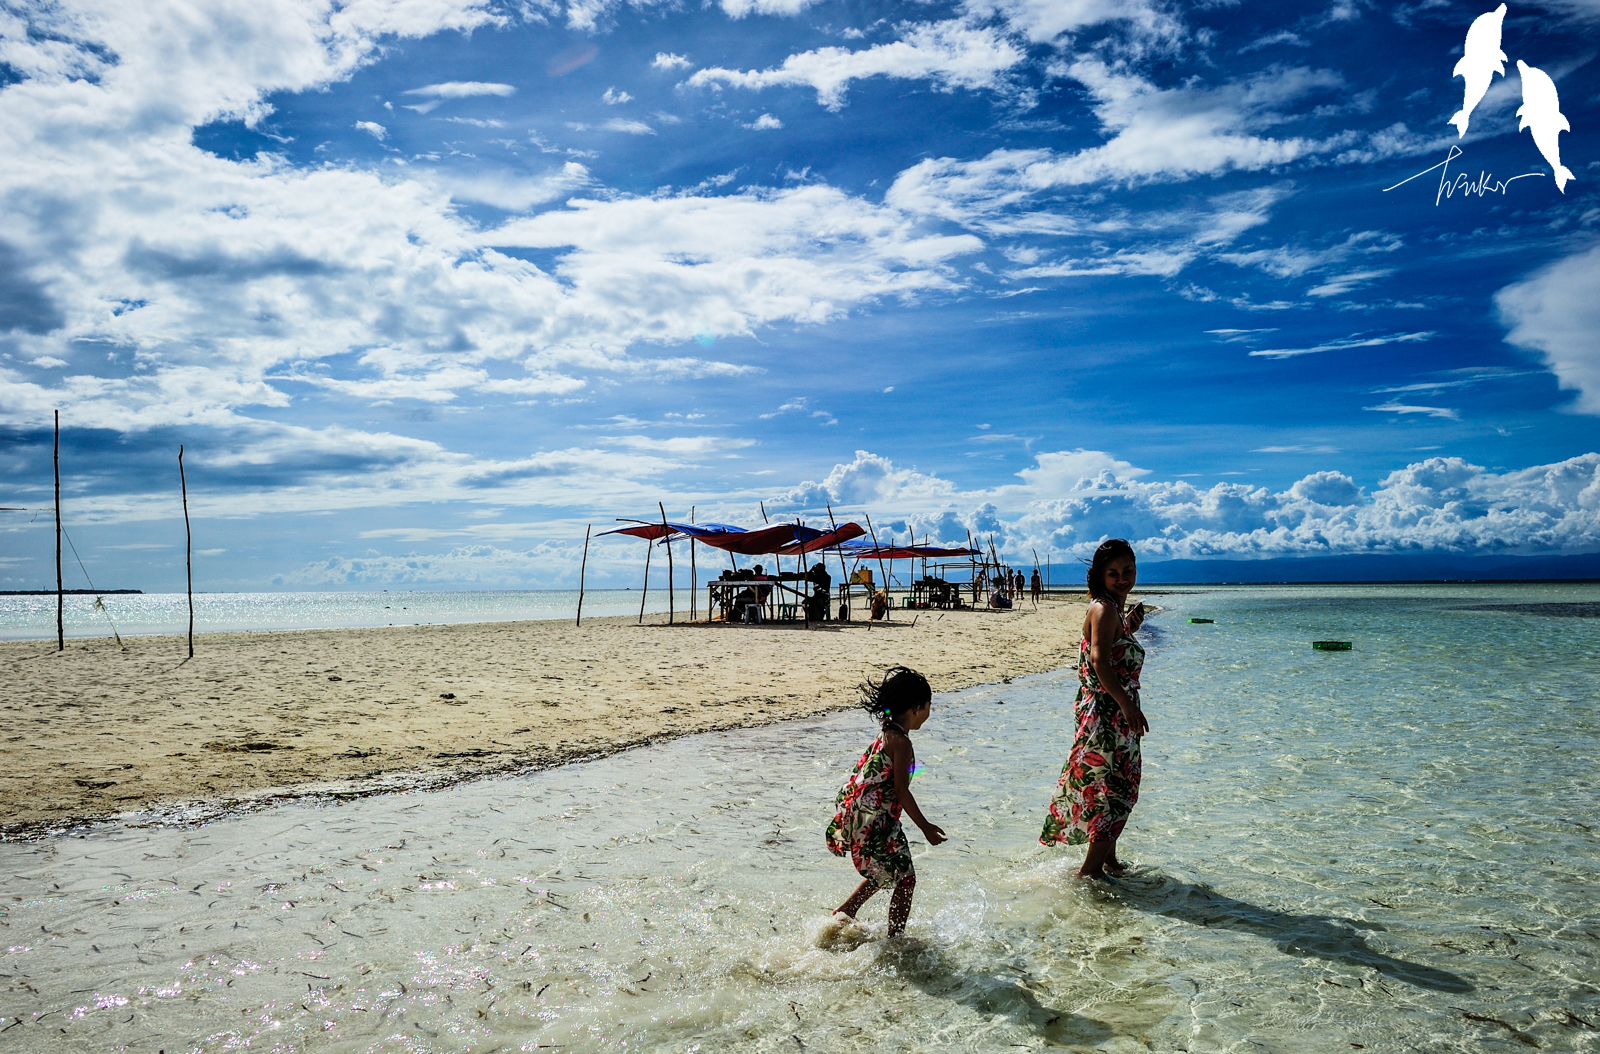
(0, 0), (1596, 589)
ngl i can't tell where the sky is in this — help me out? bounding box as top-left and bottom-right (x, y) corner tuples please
(1, 0), (1598, 591)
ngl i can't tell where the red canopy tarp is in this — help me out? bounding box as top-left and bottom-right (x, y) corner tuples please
(599, 520), (866, 556)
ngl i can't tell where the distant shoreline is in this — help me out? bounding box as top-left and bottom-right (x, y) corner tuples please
(0, 589), (144, 596)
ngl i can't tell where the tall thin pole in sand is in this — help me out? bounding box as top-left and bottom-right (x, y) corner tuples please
(862, 511), (890, 621)
(826, 503), (850, 620)
(659, 502), (674, 625)
(637, 533), (652, 625)
(54, 409), (62, 652)
(689, 506), (697, 622)
(179, 445), (193, 659)
(576, 524), (591, 627)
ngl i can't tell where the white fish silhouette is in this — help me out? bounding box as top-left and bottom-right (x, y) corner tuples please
(1448, 4), (1507, 137)
(1516, 60), (1575, 192)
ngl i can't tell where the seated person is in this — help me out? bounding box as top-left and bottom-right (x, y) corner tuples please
(988, 587), (1013, 610)
(806, 572), (832, 621)
(871, 587), (889, 621)
(752, 564), (771, 603)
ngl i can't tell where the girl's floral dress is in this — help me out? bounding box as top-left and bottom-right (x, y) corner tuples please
(826, 723), (914, 887)
(1040, 610), (1145, 846)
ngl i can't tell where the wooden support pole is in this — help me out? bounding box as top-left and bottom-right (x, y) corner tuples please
(576, 524), (591, 627)
(637, 535), (652, 625)
(179, 444), (193, 659)
(689, 506), (697, 622)
(54, 410), (62, 652)
(659, 502), (674, 625)
(863, 511), (890, 621)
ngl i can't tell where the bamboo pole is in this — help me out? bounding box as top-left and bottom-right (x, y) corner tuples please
(826, 502), (849, 622)
(863, 511), (890, 621)
(54, 410), (62, 652)
(179, 445), (193, 658)
(796, 519), (809, 628)
(690, 506), (698, 622)
(576, 524), (591, 626)
(637, 533), (652, 625)
(659, 502), (674, 625)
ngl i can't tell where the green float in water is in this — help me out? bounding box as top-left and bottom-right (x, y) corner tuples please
(1312, 640), (1353, 651)
(1189, 618), (1215, 624)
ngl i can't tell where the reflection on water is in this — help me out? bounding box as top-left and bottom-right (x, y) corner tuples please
(1, 583), (1597, 1051)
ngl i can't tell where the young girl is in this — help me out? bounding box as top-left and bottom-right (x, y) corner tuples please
(825, 666), (947, 936)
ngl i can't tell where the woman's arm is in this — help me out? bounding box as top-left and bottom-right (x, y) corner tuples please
(1089, 601), (1149, 735)
(889, 733), (946, 845)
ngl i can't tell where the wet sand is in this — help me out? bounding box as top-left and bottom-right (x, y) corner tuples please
(1, 598), (1087, 834)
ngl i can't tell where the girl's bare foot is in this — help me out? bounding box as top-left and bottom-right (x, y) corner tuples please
(1104, 858), (1128, 876)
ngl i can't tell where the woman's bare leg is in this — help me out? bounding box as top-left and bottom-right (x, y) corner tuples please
(835, 879), (877, 918)
(1078, 839), (1116, 879)
(886, 874), (918, 935)
(1104, 838), (1127, 875)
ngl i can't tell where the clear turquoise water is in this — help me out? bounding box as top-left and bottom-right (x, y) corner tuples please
(1, 583), (1596, 1052)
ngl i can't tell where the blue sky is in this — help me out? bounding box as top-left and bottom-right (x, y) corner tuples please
(1, 0), (1597, 590)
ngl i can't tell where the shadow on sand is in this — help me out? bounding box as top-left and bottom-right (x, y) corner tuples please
(1119, 875), (1474, 993)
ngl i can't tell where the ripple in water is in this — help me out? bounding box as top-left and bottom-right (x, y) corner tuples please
(1, 583), (1596, 1051)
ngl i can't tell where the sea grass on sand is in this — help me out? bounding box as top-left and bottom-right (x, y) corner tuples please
(0, 598), (1087, 835)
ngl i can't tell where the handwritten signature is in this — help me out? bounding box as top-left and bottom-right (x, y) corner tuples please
(1382, 145), (1541, 204)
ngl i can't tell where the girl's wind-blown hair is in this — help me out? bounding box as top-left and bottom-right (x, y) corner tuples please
(858, 666), (932, 724)
(1086, 538), (1136, 601)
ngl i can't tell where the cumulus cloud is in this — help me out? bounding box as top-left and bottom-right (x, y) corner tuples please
(354, 120), (387, 140)
(1496, 241), (1600, 415)
(686, 20), (1025, 111)
(0, 0), (982, 456)
(652, 52), (692, 71)
(761, 449), (1600, 561)
(746, 113), (783, 130)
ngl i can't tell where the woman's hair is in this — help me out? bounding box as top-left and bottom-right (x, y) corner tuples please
(859, 665), (932, 724)
(1086, 538), (1136, 601)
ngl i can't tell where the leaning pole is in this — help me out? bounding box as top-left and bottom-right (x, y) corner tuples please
(54, 409), (62, 652)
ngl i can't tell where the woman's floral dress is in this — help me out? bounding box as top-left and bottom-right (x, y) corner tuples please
(1040, 611), (1145, 846)
(826, 724), (914, 887)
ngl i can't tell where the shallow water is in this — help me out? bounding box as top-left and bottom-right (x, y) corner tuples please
(2, 583), (1597, 1052)
(0, 588), (701, 641)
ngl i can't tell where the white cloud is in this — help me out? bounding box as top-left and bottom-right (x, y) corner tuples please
(746, 113), (783, 130)
(961, 0), (1184, 49)
(0, 0), (981, 454)
(1248, 330), (1433, 360)
(1362, 401), (1460, 420)
(652, 52), (692, 71)
(602, 87), (632, 104)
(354, 120), (387, 140)
(687, 20), (1024, 111)
(403, 81), (516, 99)
(720, 0), (825, 16)
(1496, 241), (1600, 415)
(601, 118), (655, 134)
(766, 449), (1600, 560)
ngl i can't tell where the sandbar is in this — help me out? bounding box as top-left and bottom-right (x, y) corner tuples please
(1, 597), (1087, 835)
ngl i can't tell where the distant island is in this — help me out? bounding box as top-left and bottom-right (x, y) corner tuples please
(0, 589), (145, 596)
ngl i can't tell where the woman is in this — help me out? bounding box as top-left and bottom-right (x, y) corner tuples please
(1039, 538), (1148, 879)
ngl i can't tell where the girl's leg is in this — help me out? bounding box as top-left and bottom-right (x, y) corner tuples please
(886, 873), (917, 935)
(1104, 837), (1127, 875)
(1077, 839), (1116, 879)
(835, 879), (878, 918)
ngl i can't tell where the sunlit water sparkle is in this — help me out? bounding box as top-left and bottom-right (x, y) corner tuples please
(0, 589), (699, 641)
(1, 583), (1596, 1052)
